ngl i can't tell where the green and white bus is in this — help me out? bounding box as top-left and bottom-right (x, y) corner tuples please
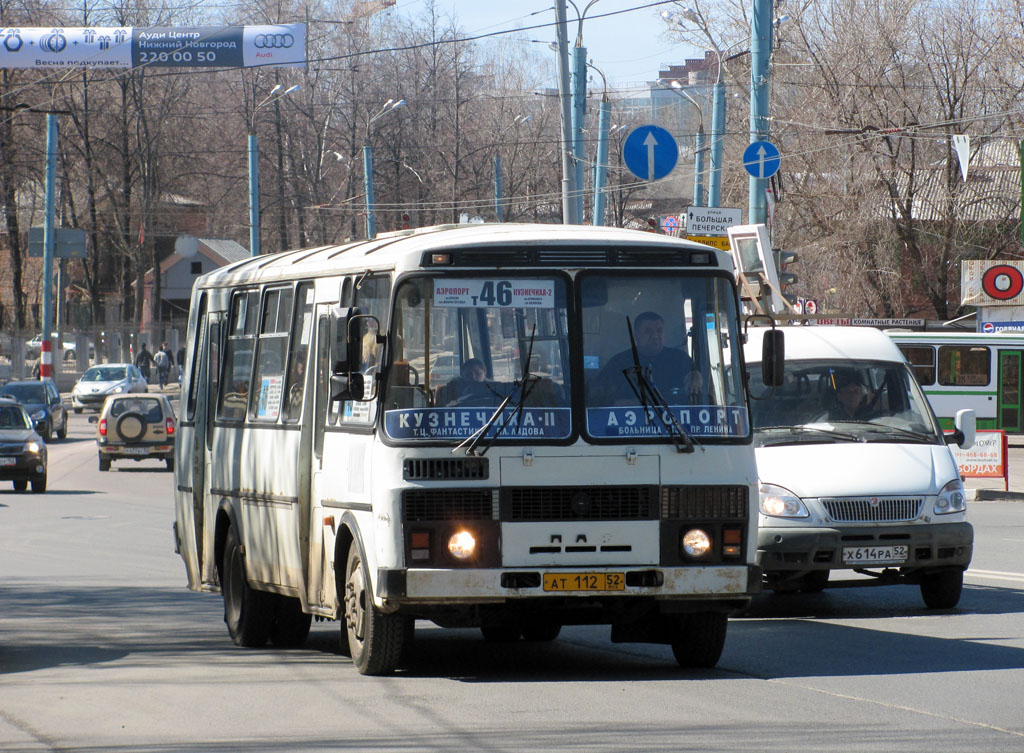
(888, 330), (1024, 433)
(172, 223), (776, 675)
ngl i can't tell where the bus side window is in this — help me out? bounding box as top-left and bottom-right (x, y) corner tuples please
(249, 287), (293, 421)
(938, 345), (990, 386)
(899, 345), (936, 386)
(284, 283), (314, 423)
(218, 290), (258, 421)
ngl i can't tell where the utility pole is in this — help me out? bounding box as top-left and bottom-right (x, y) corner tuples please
(554, 0), (579, 225)
(592, 94), (611, 226)
(40, 114), (57, 381)
(748, 0), (774, 224)
(571, 45), (587, 223)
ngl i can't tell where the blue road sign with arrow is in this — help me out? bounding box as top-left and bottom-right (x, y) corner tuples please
(622, 125), (679, 181)
(742, 140), (781, 179)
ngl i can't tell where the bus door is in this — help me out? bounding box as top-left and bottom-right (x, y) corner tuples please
(307, 307), (336, 608)
(997, 349), (1023, 432)
(192, 309), (223, 584)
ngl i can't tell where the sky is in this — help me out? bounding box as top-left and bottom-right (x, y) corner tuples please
(387, 0), (700, 91)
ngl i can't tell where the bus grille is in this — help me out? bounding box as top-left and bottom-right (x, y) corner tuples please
(822, 497), (924, 523)
(503, 486), (658, 521)
(402, 489), (497, 522)
(661, 485), (749, 520)
(403, 458), (488, 481)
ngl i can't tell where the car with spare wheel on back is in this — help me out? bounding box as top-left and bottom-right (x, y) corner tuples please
(91, 393), (176, 471)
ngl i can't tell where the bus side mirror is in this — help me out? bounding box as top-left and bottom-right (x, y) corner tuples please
(330, 306), (362, 374)
(946, 408), (976, 449)
(330, 372), (364, 402)
(761, 329), (785, 387)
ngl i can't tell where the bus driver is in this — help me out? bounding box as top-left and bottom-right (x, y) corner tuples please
(592, 311), (702, 405)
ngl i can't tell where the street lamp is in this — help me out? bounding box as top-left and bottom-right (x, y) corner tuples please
(660, 79), (707, 207)
(249, 84), (300, 256)
(494, 115), (532, 222)
(364, 98), (406, 240)
(661, 9), (754, 208)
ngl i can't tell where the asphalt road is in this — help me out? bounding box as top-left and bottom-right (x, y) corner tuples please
(1, 413), (1023, 752)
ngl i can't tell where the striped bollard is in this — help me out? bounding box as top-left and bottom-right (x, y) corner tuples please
(40, 339), (53, 380)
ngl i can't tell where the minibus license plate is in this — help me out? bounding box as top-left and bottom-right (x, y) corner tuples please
(842, 545), (908, 564)
(543, 572), (625, 592)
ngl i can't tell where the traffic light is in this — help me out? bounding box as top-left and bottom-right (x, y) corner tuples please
(773, 249), (798, 287)
(401, 213), (411, 230)
(773, 249), (799, 308)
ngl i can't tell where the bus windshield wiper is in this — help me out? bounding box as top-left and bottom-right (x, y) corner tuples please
(622, 316), (698, 454)
(456, 325), (539, 457)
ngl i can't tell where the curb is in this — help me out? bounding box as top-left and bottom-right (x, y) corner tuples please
(967, 488), (1024, 502)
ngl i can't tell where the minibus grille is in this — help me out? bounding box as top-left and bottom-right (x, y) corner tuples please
(822, 497), (924, 523)
(661, 485), (749, 519)
(402, 489), (498, 522)
(403, 458), (489, 481)
(503, 486), (658, 521)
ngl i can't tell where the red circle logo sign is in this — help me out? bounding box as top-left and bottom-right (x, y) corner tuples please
(981, 265), (1024, 300)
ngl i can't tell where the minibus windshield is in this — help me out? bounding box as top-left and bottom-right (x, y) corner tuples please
(383, 275), (571, 442)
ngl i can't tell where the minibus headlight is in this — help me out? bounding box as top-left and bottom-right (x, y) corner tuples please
(759, 483), (809, 518)
(447, 530), (477, 560)
(682, 528), (712, 558)
(934, 479), (966, 514)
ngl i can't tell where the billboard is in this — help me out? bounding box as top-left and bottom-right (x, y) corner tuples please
(961, 259), (1024, 306)
(0, 25), (306, 69)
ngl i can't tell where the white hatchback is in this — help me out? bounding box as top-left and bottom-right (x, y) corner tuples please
(71, 363), (149, 413)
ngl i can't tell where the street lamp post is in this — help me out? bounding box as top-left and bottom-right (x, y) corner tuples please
(662, 9), (752, 209)
(661, 79), (707, 206)
(249, 84), (300, 257)
(364, 98), (406, 240)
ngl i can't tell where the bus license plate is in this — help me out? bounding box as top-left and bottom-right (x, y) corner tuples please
(543, 572), (625, 592)
(842, 545), (908, 564)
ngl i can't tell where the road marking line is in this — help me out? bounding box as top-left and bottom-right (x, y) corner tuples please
(966, 568), (1024, 583)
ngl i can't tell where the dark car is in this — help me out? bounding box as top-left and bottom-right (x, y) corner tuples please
(0, 380), (68, 441)
(0, 398), (48, 492)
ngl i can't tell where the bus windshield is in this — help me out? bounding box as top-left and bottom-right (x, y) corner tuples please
(384, 275), (571, 442)
(580, 272), (748, 440)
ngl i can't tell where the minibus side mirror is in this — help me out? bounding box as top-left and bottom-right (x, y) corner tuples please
(330, 372), (364, 402)
(946, 408), (976, 449)
(761, 329), (785, 387)
(330, 306), (362, 374)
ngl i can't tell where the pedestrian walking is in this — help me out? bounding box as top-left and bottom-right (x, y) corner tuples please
(135, 343), (153, 384)
(154, 342), (173, 389)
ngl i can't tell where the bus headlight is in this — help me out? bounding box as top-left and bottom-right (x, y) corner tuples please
(760, 483), (809, 518)
(934, 479), (966, 514)
(682, 528), (712, 558)
(448, 530), (477, 560)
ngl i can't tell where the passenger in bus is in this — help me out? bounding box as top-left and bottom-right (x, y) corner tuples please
(591, 311), (703, 405)
(287, 357), (306, 414)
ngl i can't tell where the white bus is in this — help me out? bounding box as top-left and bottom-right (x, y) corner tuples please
(172, 223), (777, 675)
(887, 330), (1024, 433)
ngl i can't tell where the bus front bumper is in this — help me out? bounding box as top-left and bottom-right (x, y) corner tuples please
(377, 564), (761, 604)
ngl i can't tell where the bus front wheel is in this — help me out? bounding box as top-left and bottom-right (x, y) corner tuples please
(670, 612), (728, 669)
(222, 526), (273, 648)
(343, 544), (404, 675)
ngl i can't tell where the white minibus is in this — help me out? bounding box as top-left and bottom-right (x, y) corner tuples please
(173, 223), (778, 674)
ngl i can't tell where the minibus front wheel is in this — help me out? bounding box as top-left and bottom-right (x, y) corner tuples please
(342, 544), (405, 675)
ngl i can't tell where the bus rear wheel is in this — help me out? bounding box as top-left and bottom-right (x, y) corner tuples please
(222, 526), (273, 647)
(343, 544), (404, 675)
(670, 612), (728, 669)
